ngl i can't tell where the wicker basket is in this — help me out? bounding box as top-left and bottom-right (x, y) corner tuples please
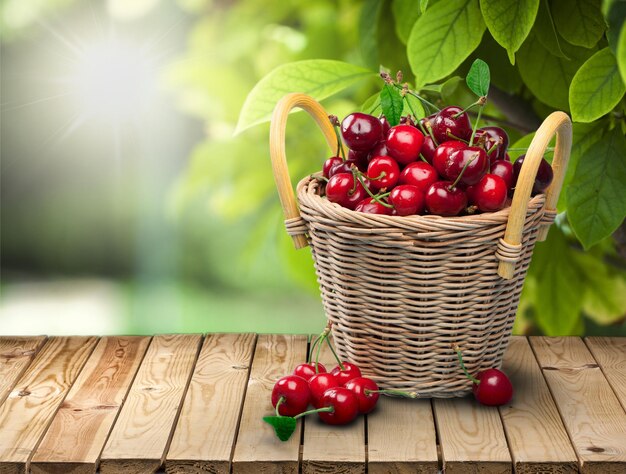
(270, 93), (572, 398)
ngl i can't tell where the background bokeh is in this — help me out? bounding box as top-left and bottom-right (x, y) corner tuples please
(2, 0), (625, 336)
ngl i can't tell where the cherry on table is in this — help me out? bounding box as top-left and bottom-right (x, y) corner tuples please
(445, 147), (489, 186)
(490, 160), (514, 190)
(512, 155), (554, 194)
(344, 377), (380, 414)
(432, 106), (472, 143)
(433, 140), (466, 178)
(355, 198), (393, 215)
(309, 372), (339, 408)
(386, 124), (425, 165)
(473, 368), (513, 406)
(367, 156), (400, 190)
(323, 157), (343, 178)
(271, 375), (311, 417)
(389, 185), (424, 216)
(399, 162), (438, 194)
(317, 387), (359, 425)
(425, 181), (468, 216)
(330, 362), (362, 386)
(341, 113), (383, 151)
(326, 173), (368, 210)
(294, 362), (327, 382)
(473, 174), (508, 212)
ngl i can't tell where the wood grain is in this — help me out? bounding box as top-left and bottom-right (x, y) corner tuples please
(586, 337), (626, 413)
(0, 336), (46, 406)
(165, 333), (256, 474)
(301, 335), (365, 474)
(231, 334), (308, 474)
(499, 337), (578, 474)
(531, 336), (626, 473)
(99, 334), (202, 474)
(0, 336), (98, 474)
(433, 398), (511, 474)
(30, 336), (151, 474)
(367, 397), (438, 474)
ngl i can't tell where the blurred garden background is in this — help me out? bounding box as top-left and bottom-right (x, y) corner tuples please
(1, 0), (625, 336)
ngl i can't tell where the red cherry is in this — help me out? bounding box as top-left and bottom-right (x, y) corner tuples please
(389, 185), (424, 216)
(425, 181), (468, 216)
(271, 375), (311, 417)
(344, 377), (379, 414)
(367, 156), (400, 190)
(445, 146), (489, 185)
(473, 174), (508, 212)
(368, 141), (389, 160)
(433, 140), (466, 178)
(474, 126), (509, 161)
(419, 113), (437, 131)
(341, 113), (383, 151)
(420, 136), (437, 164)
(330, 362), (362, 386)
(294, 362), (327, 382)
(317, 387), (359, 425)
(512, 155), (553, 194)
(323, 157), (343, 178)
(379, 116), (391, 136)
(432, 106), (472, 143)
(473, 368), (513, 406)
(490, 160), (514, 190)
(386, 124), (425, 165)
(309, 372), (339, 408)
(399, 162), (438, 194)
(347, 149), (369, 171)
(326, 173), (368, 210)
(355, 197), (393, 215)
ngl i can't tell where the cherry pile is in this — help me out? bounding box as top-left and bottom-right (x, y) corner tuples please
(320, 74), (553, 217)
(264, 324), (416, 441)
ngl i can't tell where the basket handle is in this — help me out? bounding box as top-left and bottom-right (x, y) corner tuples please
(270, 93), (344, 249)
(497, 111), (572, 279)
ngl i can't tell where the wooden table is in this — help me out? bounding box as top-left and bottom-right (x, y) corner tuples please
(0, 334), (624, 474)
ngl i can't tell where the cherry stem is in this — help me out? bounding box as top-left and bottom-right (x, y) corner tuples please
(419, 154), (429, 163)
(324, 337), (344, 371)
(452, 98), (485, 119)
(369, 171), (387, 181)
(356, 173), (394, 209)
(293, 405), (334, 419)
(329, 116), (346, 161)
(485, 140), (500, 156)
(315, 327), (331, 373)
(275, 396), (286, 417)
(468, 97), (487, 147)
(449, 154), (478, 189)
(452, 345), (480, 385)
(308, 335), (320, 364)
(365, 389), (419, 398)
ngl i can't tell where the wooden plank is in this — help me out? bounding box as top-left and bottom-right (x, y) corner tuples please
(165, 333), (256, 474)
(499, 337), (578, 474)
(301, 335), (366, 474)
(30, 336), (151, 474)
(433, 398), (511, 474)
(0, 336), (46, 405)
(231, 334), (308, 474)
(99, 334), (202, 474)
(585, 337), (626, 412)
(530, 336), (626, 473)
(367, 397), (438, 474)
(0, 336), (98, 474)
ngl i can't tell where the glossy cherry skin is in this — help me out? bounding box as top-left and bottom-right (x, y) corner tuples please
(379, 116), (391, 136)
(323, 157), (343, 178)
(399, 162), (438, 194)
(420, 136), (437, 164)
(318, 387), (359, 425)
(367, 156), (400, 190)
(473, 368), (513, 406)
(341, 113), (383, 151)
(355, 198), (393, 215)
(433, 141), (466, 178)
(432, 106), (472, 143)
(331, 362), (362, 386)
(344, 377), (380, 414)
(473, 174), (508, 212)
(386, 125), (425, 165)
(326, 173), (368, 210)
(294, 362), (327, 382)
(271, 375), (311, 417)
(347, 149), (369, 171)
(368, 141), (389, 160)
(309, 372), (339, 408)
(490, 160), (514, 190)
(474, 126), (509, 161)
(512, 155), (554, 194)
(389, 185), (424, 216)
(425, 182), (468, 216)
(445, 146), (489, 185)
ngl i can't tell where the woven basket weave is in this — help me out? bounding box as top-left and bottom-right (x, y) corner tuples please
(270, 93), (572, 398)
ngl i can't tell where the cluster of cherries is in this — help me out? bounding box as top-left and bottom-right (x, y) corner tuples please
(321, 107), (553, 216)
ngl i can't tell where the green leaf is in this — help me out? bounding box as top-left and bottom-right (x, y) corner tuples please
(466, 58), (490, 96)
(401, 92), (426, 118)
(530, 227), (585, 335)
(420, 0), (430, 12)
(380, 84), (404, 126)
(577, 252), (626, 324)
(552, 0), (606, 48)
(263, 416), (297, 442)
(534, 0), (568, 59)
(392, 0), (422, 44)
(407, 0), (486, 87)
(619, 23), (626, 83)
(569, 48), (626, 123)
(235, 60), (374, 134)
(360, 0), (384, 69)
(475, 34), (523, 93)
(361, 93), (381, 114)
(421, 76), (464, 99)
(517, 34), (593, 110)
(567, 128), (626, 249)
(480, 0), (539, 64)
(604, 0), (626, 54)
